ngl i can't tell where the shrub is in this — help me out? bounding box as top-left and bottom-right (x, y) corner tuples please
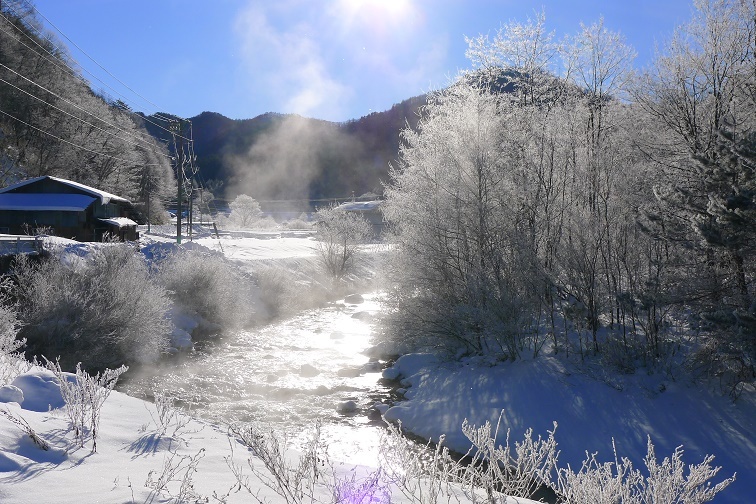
(12, 244), (170, 370)
(228, 421), (328, 504)
(44, 358), (128, 452)
(155, 248), (256, 331)
(0, 298), (28, 387)
(283, 214), (313, 231)
(456, 415), (558, 499)
(555, 437), (736, 504)
(314, 206), (372, 282)
(225, 415), (735, 504)
(251, 263), (331, 319)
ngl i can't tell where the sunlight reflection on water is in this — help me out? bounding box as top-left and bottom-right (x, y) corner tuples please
(121, 293), (391, 466)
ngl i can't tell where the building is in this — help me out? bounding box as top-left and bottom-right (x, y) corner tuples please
(0, 176), (140, 241)
(336, 200), (384, 236)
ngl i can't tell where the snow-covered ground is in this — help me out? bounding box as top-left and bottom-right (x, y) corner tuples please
(381, 353), (755, 504)
(0, 228), (753, 503)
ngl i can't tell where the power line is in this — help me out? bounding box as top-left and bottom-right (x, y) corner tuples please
(0, 9), (149, 117)
(0, 10), (193, 142)
(0, 106), (163, 166)
(0, 65), (171, 158)
(29, 3), (175, 119)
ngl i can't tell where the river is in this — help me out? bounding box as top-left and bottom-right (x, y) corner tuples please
(120, 293), (393, 466)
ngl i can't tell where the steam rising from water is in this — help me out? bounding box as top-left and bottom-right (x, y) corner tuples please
(121, 294), (390, 465)
(224, 115), (365, 202)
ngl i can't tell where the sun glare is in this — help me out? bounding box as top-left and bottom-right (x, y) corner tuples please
(353, 0), (412, 18)
(336, 0), (416, 33)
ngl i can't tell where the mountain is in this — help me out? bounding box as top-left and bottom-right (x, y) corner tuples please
(141, 95), (426, 206)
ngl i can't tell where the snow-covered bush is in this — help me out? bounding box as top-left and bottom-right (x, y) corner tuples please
(228, 421), (329, 504)
(45, 358), (127, 452)
(457, 415), (558, 500)
(155, 248), (256, 331)
(555, 437), (736, 504)
(149, 389), (191, 438)
(222, 415), (735, 504)
(0, 299), (28, 387)
(12, 245), (170, 370)
(283, 214), (313, 230)
(145, 447), (206, 503)
(314, 205), (372, 282)
(380, 423), (461, 504)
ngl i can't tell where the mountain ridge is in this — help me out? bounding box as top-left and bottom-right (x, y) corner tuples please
(141, 95), (427, 204)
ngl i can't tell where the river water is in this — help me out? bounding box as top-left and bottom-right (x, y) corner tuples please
(120, 293), (392, 466)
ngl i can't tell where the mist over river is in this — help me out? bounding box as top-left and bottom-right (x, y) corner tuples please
(120, 293), (393, 466)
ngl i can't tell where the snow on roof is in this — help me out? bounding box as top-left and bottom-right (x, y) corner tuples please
(336, 200), (382, 211)
(98, 217), (137, 228)
(0, 175), (130, 205)
(0, 193), (96, 211)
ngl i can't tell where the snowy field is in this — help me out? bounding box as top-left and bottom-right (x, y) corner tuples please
(0, 228), (753, 503)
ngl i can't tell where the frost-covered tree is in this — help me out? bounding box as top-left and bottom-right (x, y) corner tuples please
(314, 205), (372, 282)
(228, 194), (263, 229)
(383, 82), (540, 356)
(632, 0), (756, 390)
(465, 8), (565, 107)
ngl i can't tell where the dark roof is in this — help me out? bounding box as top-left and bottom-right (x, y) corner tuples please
(0, 193), (96, 211)
(0, 176), (131, 205)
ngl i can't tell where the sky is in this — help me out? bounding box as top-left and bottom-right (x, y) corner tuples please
(26, 0), (696, 123)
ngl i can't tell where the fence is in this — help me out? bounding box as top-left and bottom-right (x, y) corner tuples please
(0, 235), (43, 256)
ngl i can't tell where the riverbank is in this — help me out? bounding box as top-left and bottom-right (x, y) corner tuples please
(1, 231), (753, 502)
(378, 350), (755, 504)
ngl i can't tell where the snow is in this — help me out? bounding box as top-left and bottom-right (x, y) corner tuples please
(98, 216), (138, 228)
(0, 367), (277, 503)
(0, 364), (540, 504)
(336, 200), (382, 212)
(0, 193), (96, 211)
(0, 229), (752, 503)
(0, 175), (130, 205)
(381, 353), (756, 504)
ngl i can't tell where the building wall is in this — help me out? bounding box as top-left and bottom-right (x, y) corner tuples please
(0, 177), (138, 242)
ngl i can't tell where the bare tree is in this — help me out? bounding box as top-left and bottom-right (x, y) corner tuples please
(314, 205), (372, 282)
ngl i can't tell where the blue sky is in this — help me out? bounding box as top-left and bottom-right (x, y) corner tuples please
(29, 0), (695, 122)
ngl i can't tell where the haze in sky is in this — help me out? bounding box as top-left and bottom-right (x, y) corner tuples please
(29, 0), (694, 122)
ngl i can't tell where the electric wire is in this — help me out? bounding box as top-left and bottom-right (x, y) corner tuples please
(0, 9), (151, 119)
(2, 1), (199, 205)
(0, 106), (163, 166)
(0, 67), (172, 158)
(0, 10), (193, 142)
(29, 3), (174, 119)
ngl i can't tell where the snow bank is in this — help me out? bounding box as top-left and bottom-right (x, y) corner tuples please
(381, 353), (756, 504)
(0, 367), (542, 504)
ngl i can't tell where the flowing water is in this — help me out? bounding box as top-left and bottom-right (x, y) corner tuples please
(120, 293), (393, 466)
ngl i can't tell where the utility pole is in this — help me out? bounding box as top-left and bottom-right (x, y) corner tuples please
(188, 187), (193, 241)
(146, 178), (151, 233)
(171, 120), (183, 244)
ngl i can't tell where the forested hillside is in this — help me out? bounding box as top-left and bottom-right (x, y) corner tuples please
(142, 95), (425, 203)
(0, 0), (175, 219)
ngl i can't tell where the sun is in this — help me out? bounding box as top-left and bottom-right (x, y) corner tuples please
(350, 0), (412, 18)
(335, 0), (416, 33)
